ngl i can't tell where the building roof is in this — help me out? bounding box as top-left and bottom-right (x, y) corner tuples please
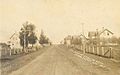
(98, 29), (113, 36)
(88, 28), (113, 37)
(88, 32), (97, 37)
(10, 32), (18, 39)
(10, 33), (16, 39)
(79, 34), (88, 40)
(65, 34), (88, 40)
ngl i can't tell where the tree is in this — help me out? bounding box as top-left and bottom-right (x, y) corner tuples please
(109, 36), (118, 44)
(19, 28), (29, 49)
(71, 37), (82, 45)
(28, 32), (37, 47)
(39, 30), (45, 44)
(19, 21), (36, 50)
(39, 30), (50, 45)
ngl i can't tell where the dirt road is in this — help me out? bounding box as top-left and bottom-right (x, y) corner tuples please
(9, 45), (120, 75)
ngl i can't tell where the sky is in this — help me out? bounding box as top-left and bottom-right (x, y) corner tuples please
(0, 0), (120, 43)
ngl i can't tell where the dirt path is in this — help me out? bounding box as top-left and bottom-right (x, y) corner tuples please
(8, 45), (120, 75)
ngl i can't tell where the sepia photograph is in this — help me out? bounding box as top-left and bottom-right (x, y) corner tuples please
(0, 0), (120, 75)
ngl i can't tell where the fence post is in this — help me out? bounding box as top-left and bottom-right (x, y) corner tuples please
(110, 47), (112, 58)
(10, 48), (12, 56)
(96, 46), (99, 55)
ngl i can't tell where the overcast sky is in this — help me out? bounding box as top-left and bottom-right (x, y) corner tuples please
(0, 0), (120, 43)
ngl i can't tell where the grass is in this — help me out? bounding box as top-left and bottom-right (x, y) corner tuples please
(0, 46), (48, 75)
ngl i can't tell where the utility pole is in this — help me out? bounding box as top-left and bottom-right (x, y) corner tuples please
(23, 31), (26, 52)
(81, 23), (85, 54)
(81, 23), (84, 35)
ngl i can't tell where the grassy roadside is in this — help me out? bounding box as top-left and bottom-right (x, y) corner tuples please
(1, 46), (49, 75)
(59, 45), (120, 71)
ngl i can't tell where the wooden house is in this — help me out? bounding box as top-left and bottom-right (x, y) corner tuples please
(0, 43), (11, 59)
(98, 29), (114, 45)
(88, 27), (114, 46)
(79, 34), (88, 44)
(7, 32), (22, 54)
(64, 35), (72, 47)
(87, 27), (114, 57)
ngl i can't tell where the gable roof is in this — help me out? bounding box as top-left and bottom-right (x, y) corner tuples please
(88, 28), (113, 37)
(79, 34), (88, 40)
(10, 32), (18, 39)
(10, 33), (16, 39)
(98, 29), (114, 36)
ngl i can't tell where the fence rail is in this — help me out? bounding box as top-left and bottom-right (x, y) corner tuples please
(68, 44), (120, 60)
(85, 46), (113, 58)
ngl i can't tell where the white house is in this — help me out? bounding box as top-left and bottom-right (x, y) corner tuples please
(64, 35), (72, 47)
(88, 27), (114, 45)
(7, 32), (22, 54)
(98, 28), (114, 45)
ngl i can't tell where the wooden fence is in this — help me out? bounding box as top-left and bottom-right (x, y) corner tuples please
(71, 45), (114, 58)
(66, 43), (120, 60)
(85, 45), (113, 58)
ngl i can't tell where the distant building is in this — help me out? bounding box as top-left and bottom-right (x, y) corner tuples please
(79, 34), (88, 44)
(64, 35), (72, 46)
(71, 35), (81, 45)
(88, 27), (114, 46)
(9, 32), (21, 48)
(79, 34), (88, 53)
(7, 32), (22, 50)
(0, 43), (11, 58)
(99, 28), (114, 45)
(64, 34), (88, 45)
